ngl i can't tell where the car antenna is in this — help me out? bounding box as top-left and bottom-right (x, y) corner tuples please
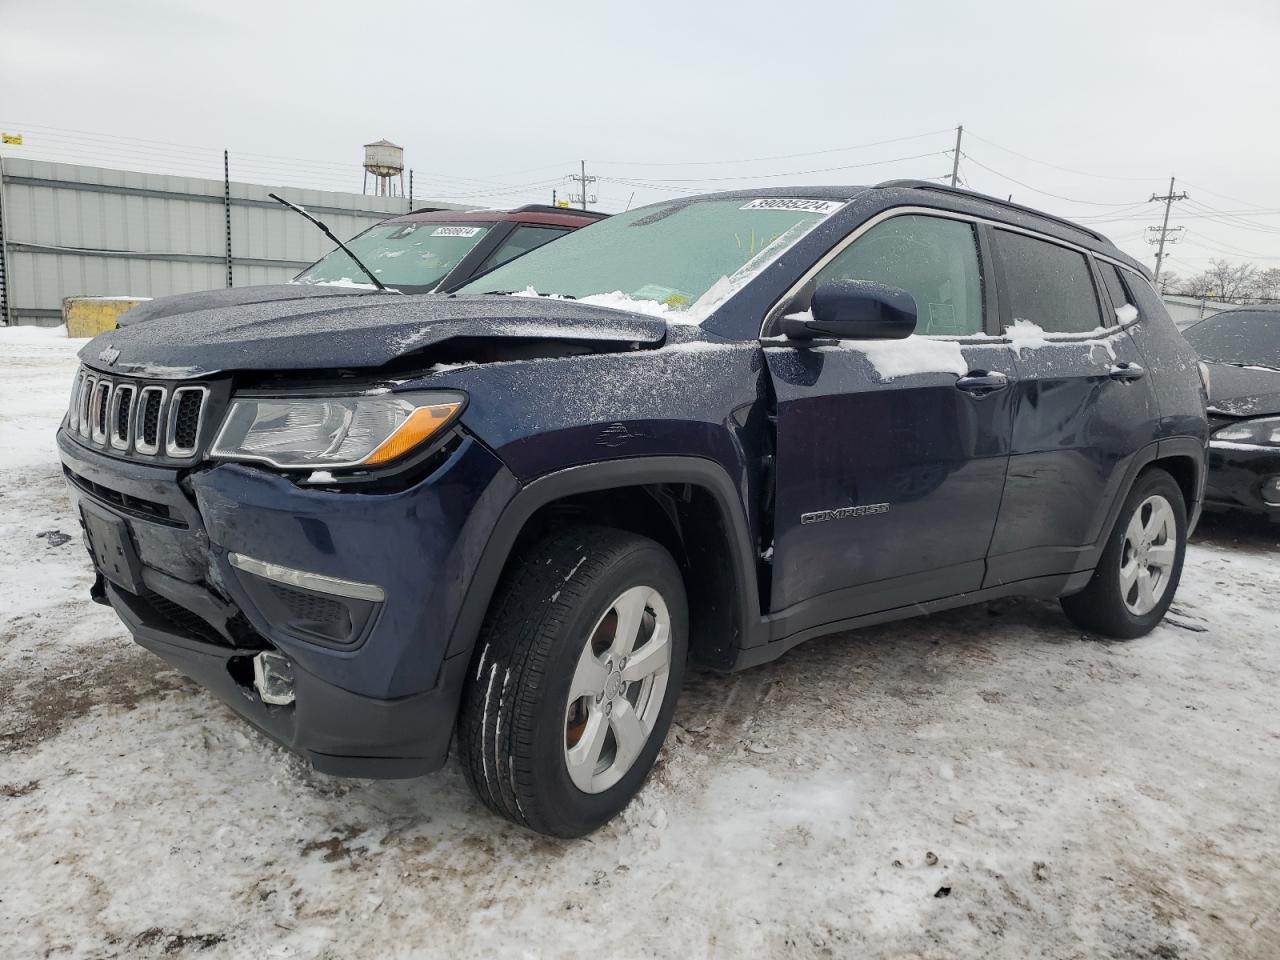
(267, 192), (394, 293)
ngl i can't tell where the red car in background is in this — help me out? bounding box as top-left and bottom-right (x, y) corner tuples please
(293, 204), (608, 293)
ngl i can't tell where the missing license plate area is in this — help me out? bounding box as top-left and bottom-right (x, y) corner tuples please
(81, 504), (145, 594)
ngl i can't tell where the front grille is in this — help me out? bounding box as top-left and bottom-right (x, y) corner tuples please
(137, 590), (231, 648)
(66, 368), (212, 462)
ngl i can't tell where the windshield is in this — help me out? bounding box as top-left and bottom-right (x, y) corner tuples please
(293, 221), (493, 292)
(1184, 310), (1280, 368)
(456, 197), (843, 315)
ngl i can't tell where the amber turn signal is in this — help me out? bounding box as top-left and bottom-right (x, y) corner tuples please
(364, 401), (463, 466)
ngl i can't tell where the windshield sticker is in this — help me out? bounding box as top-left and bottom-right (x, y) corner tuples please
(430, 226), (483, 238)
(740, 198), (843, 214)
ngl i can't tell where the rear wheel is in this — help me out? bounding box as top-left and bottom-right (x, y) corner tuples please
(1061, 468), (1187, 638)
(457, 525), (687, 837)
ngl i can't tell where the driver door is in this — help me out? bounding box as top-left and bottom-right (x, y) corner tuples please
(763, 212), (1018, 631)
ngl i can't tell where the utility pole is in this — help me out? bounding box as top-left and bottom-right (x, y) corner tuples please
(1148, 176), (1188, 286)
(0, 151), (11, 325)
(949, 125), (963, 188)
(569, 160), (597, 210)
(223, 150), (233, 289)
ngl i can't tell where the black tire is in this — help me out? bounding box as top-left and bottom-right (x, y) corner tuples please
(1060, 468), (1188, 639)
(457, 525), (688, 838)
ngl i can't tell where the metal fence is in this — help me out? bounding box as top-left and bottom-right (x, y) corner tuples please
(0, 156), (468, 325)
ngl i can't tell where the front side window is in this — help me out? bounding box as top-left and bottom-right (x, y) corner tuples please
(294, 221), (493, 292)
(810, 214), (984, 336)
(1184, 310), (1280, 368)
(479, 225), (570, 272)
(993, 230), (1103, 334)
(457, 197), (843, 314)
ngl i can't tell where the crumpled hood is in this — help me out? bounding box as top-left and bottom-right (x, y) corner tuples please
(115, 283), (376, 327)
(81, 293), (669, 378)
(1204, 360), (1280, 419)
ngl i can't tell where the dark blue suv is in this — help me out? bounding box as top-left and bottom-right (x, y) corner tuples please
(59, 182), (1208, 836)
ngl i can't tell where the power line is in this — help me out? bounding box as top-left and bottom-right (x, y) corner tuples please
(964, 130), (1161, 183)
(960, 151), (1142, 206)
(591, 149), (951, 184)
(592, 128), (952, 168)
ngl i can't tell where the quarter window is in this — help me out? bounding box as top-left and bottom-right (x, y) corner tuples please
(810, 215), (984, 336)
(1097, 261), (1133, 319)
(993, 230), (1103, 334)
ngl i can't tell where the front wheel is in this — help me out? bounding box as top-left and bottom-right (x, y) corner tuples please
(1061, 468), (1187, 638)
(457, 525), (687, 837)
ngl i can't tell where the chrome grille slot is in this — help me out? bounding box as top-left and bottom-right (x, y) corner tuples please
(68, 371), (85, 432)
(166, 386), (208, 458)
(110, 383), (136, 450)
(91, 380), (111, 444)
(78, 375), (96, 438)
(135, 386), (167, 456)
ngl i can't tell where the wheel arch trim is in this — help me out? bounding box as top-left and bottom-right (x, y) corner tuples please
(443, 456), (764, 661)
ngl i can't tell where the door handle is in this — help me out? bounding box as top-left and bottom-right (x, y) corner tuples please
(1109, 362), (1145, 382)
(954, 370), (1011, 397)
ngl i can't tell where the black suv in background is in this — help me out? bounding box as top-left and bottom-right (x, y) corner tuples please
(1184, 305), (1280, 519)
(59, 182), (1207, 837)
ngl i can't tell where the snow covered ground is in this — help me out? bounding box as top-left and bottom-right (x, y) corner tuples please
(1, 327), (1278, 959)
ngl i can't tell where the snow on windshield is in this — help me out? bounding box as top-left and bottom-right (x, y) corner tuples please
(459, 197), (846, 322)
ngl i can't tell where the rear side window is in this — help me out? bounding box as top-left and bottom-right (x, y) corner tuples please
(480, 225), (570, 271)
(813, 214), (984, 336)
(994, 230), (1103, 334)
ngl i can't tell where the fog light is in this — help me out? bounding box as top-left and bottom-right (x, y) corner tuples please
(1262, 477), (1280, 506)
(253, 651), (296, 705)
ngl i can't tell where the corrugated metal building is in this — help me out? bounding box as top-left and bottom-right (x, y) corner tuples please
(0, 157), (468, 325)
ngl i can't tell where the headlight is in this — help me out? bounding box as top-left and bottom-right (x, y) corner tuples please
(1213, 416), (1280, 447)
(210, 391), (464, 470)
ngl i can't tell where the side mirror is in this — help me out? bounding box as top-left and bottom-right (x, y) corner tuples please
(780, 280), (917, 340)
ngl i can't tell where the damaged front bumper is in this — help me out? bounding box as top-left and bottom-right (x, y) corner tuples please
(58, 428), (519, 777)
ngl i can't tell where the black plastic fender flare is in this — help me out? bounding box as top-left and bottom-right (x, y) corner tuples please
(443, 456), (764, 662)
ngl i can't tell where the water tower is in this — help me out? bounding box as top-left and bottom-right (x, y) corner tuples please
(363, 139), (404, 197)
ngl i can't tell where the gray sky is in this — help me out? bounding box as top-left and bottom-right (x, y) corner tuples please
(3, 0), (1279, 277)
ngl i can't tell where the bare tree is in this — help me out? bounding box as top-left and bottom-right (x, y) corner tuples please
(1255, 267), (1280, 301)
(1156, 271), (1181, 295)
(1184, 259), (1260, 302)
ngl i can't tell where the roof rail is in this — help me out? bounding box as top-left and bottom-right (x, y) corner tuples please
(511, 203), (610, 219)
(873, 179), (1110, 245)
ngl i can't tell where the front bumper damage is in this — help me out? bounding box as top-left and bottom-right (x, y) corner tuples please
(58, 428), (519, 777)
(1204, 441), (1280, 521)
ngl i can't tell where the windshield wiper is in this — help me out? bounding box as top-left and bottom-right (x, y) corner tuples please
(268, 193), (394, 293)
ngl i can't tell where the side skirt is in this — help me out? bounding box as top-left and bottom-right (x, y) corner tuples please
(729, 568), (1093, 672)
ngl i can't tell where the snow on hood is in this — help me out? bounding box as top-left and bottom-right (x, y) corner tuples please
(81, 294), (669, 378)
(116, 284), (378, 327)
(1203, 360), (1280, 418)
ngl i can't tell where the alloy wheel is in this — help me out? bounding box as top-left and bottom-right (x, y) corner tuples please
(564, 585), (672, 794)
(1119, 493), (1178, 616)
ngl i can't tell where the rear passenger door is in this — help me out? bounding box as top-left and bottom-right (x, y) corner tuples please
(984, 229), (1160, 587)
